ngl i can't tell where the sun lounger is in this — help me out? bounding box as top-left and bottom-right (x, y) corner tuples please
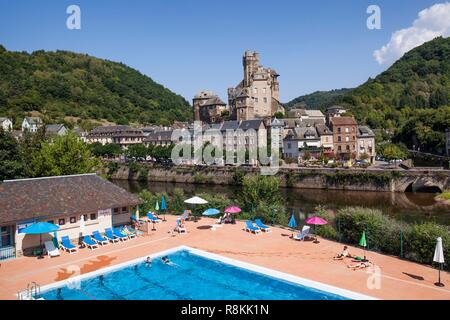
(104, 228), (120, 243)
(92, 231), (109, 246)
(255, 219), (271, 232)
(44, 240), (61, 258)
(294, 226), (311, 241)
(83, 236), (99, 250)
(61, 236), (78, 253)
(175, 219), (187, 234)
(122, 226), (137, 239)
(147, 212), (162, 223)
(245, 221), (261, 234)
(113, 227), (129, 241)
(182, 210), (192, 221)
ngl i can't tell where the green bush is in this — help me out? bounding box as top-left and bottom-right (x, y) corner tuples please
(404, 222), (450, 267)
(330, 206), (450, 269)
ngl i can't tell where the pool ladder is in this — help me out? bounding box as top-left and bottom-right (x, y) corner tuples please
(17, 282), (41, 300)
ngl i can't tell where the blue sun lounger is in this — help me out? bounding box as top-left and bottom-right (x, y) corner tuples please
(61, 236), (78, 253)
(83, 236), (99, 250)
(113, 227), (129, 241)
(147, 212), (161, 223)
(245, 221), (261, 234)
(255, 219), (271, 232)
(104, 228), (120, 243)
(92, 231), (108, 246)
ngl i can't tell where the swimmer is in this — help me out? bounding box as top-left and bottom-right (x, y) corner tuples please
(161, 256), (177, 267)
(145, 257), (152, 267)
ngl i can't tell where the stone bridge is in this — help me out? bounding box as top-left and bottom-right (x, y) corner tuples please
(393, 171), (450, 193)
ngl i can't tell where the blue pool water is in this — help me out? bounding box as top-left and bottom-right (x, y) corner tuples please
(41, 250), (348, 300)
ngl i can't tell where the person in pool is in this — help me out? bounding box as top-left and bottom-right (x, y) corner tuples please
(161, 256), (177, 267)
(145, 257), (152, 267)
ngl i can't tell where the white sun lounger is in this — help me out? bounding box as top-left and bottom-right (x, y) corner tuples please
(44, 241), (61, 258)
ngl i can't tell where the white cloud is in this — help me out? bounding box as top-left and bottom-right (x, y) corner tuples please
(374, 2), (450, 65)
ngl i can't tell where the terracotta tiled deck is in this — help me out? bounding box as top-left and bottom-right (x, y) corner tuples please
(0, 215), (449, 300)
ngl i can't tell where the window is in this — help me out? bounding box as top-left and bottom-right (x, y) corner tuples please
(58, 219), (66, 226)
(90, 213), (97, 221)
(345, 136), (349, 142)
(337, 128), (341, 133)
(263, 88), (267, 94)
(338, 136), (341, 142)
(287, 143), (292, 149)
(122, 207), (128, 213)
(70, 217), (77, 224)
(263, 97), (268, 103)
(0, 226), (12, 247)
(345, 128), (349, 133)
(113, 208), (119, 214)
(338, 146), (342, 151)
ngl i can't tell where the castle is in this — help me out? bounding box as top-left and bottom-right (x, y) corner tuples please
(193, 51), (285, 123)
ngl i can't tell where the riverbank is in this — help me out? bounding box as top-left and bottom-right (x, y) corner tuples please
(106, 162), (450, 193)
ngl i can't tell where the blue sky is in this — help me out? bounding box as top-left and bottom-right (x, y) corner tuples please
(0, 0), (446, 103)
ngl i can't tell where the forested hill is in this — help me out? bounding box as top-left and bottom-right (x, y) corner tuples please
(0, 45), (192, 127)
(285, 88), (351, 110)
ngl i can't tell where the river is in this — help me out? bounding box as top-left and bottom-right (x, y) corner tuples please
(112, 180), (450, 226)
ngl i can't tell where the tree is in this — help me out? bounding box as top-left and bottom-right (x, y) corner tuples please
(381, 143), (408, 164)
(32, 132), (101, 177)
(0, 129), (28, 180)
(126, 143), (148, 160)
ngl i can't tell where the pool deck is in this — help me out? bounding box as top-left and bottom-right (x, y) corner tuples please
(0, 215), (449, 300)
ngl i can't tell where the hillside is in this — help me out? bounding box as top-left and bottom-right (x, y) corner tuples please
(0, 45), (192, 127)
(344, 36), (450, 152)
(285, 88), (351, 110)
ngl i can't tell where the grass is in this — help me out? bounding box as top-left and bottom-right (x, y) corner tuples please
(437, 190), (450, 200)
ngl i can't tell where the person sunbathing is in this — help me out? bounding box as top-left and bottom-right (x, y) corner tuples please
(333, 246), (354, 260)
(347, 260), (372, 270)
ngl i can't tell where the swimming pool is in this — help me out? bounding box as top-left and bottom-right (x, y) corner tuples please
(38, 247), (373, 300)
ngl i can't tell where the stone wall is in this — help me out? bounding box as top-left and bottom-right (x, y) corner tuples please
(109, 164), (450, 193)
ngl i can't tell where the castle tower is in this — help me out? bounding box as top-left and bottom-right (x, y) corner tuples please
(243, 51), (260, 87)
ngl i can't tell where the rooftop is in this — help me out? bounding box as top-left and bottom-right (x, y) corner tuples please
(330, 116), (357, 126)
(0, 174), (142, 224)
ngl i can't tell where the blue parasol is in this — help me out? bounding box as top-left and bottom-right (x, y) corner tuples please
(202, 208), (221, 216)
(288, 214), (297, 238)
(161, 195), (167, 221)
(22, 222), (60, 259)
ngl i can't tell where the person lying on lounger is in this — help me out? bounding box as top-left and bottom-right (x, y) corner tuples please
(333, 246), (354, 260)
(347, 260), (372, 270)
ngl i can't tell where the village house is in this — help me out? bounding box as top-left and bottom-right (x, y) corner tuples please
(144, 130), (177, 147)
(316, 124), (334, 157)
(45, 124), (67, 136)
(193, 91), (227, 124)
(325, 105), (347, 125)
(329, 116), (358, 160)
(0, 174), (141, 260)
(86, 125), (145, 149)
(283, 127), (321, 160)
(357, 126), (376, 163)
(0, 117), (13, 131)
(21, 117), (43, 133)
